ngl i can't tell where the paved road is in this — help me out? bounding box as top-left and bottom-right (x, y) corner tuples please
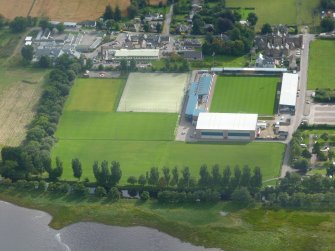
(162, 4), (174, 35)
(280, 33), (315, 178)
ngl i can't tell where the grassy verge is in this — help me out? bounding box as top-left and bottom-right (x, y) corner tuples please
(191, 55), (249, 69)
(308, 40), (335, 89)
(1, 188), (335, 251)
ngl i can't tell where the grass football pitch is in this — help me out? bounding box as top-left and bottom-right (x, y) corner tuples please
(308, 40), (335, 89)
(210, 76), (278, 115)
(226, 0), (319, 29)
(117, 72), (188, 113)
(53, 76), (285, 183)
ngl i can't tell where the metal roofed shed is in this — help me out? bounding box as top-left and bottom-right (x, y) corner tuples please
(279, 73), (299, 114)
(196, 113), (258, 141)
(109, 49), (160, 61)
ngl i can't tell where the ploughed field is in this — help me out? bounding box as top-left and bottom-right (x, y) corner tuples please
(0, 0), (166, 21)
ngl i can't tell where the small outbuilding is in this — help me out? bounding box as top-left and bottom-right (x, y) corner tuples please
(196, 113), (258, 141)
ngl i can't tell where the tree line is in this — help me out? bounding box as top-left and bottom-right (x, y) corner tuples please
(0, 55), (87, 182)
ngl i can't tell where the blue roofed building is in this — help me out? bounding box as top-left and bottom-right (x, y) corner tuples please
(185, 73), (215, 122)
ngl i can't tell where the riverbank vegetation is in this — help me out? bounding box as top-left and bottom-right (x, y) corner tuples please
(1, 186), (335, 251)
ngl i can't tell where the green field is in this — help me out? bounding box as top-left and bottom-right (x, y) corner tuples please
(53, 140), (285, 182)
(308, 40), (335, 89)
(52, 77), (284, 182)
(210, 76), (278, 115)
(226, 0), (319, 29)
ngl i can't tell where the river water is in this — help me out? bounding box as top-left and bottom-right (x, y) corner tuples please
(0, 201), (222, 251)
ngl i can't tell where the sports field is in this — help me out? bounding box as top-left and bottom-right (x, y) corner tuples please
(308, 40), (335, 89)
(57, 78), (177, 141)
(117, 73), (188, 113)
(226, 0), (319, 29)
(52, 76), (285, 183)
(210, 76), (278, 115)
(53, 140), (285, 183)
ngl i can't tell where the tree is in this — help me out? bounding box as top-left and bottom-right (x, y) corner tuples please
(110, 161), (122, 186)
(93, 160), (110, 189)
(38, 55), (51, 68)
(56, 23), (65, 33)
(21, 45), (34, 63)
(114, 6), (122, 22)
(39, 17), (50, 30)
(320, 17), (335, 32)
(231, 187), (254, 206)
(171, 166), (179, 186)
(148, 167), (160, 186)
(192, 15), (204, 35)
(103, 5), (114, 20)
(130, 59), (136, 71)
(240, 165), (251, 188)
(328, 150), (335, 160)
(293, 158), (309, 172)
(127, 176), (138, 184)
(0, 14), (6, 29)
(250, 166), (262, 191)
(326, 162), (335, 177)
(211, 164), (221, 187)
(199, 164), (211, 187)
(247, 12), (258, 26)
(48, 157), (63, 181)
(162, 166), (171, 187)
(181, 166), (191, 188)
(143, 22), (149, 32)
(71, 158), (82, 180)
(138, 174), (147, 186)
(261, 23), (272, 34)
(108, 187), (120, 201)
(302, 148), (312, 159)
(10, 17), (28, 33)
(216, 17), (233, 33)
(95, 186), (107, 197)
(127, 5), (138, 19)
(156, 22), (162, 33)
(140, 191), (150, 201)
(120, 59), (128, 72)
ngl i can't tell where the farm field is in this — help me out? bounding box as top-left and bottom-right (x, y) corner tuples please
(308, 40), (335, 89)
(0, 0), (167, 21)
(226, 0), (319, 29)
(53, 140), (285, 182)
(52, 76), (284, 182)
(0, 67), (46, 148)
(210, 76), (278, 115)
(117, 72), (188, 113)
(0, 0), (34, 20)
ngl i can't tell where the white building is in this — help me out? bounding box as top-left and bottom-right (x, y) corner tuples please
(196, 113), (258, 141)
(106, 49), (160, 61)
(279, 73), (299, 114)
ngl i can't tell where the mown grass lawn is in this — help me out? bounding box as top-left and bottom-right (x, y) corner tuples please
(52, 140), (285, 182)
(226, 0), (319, 29)
(308, 40), (335, 89)
(1, 190), (335, 251)
(210, 76), (279, 115)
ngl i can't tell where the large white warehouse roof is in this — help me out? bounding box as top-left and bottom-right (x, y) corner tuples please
(196, 113), (258, 131)
(279, 73), (299, 106)
(115, 49), (159, 57)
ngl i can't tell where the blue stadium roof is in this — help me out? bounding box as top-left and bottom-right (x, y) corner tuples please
(185, 74), (213, 118)
(197, 74), (212, 95)
(185, 83), (198, 116)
